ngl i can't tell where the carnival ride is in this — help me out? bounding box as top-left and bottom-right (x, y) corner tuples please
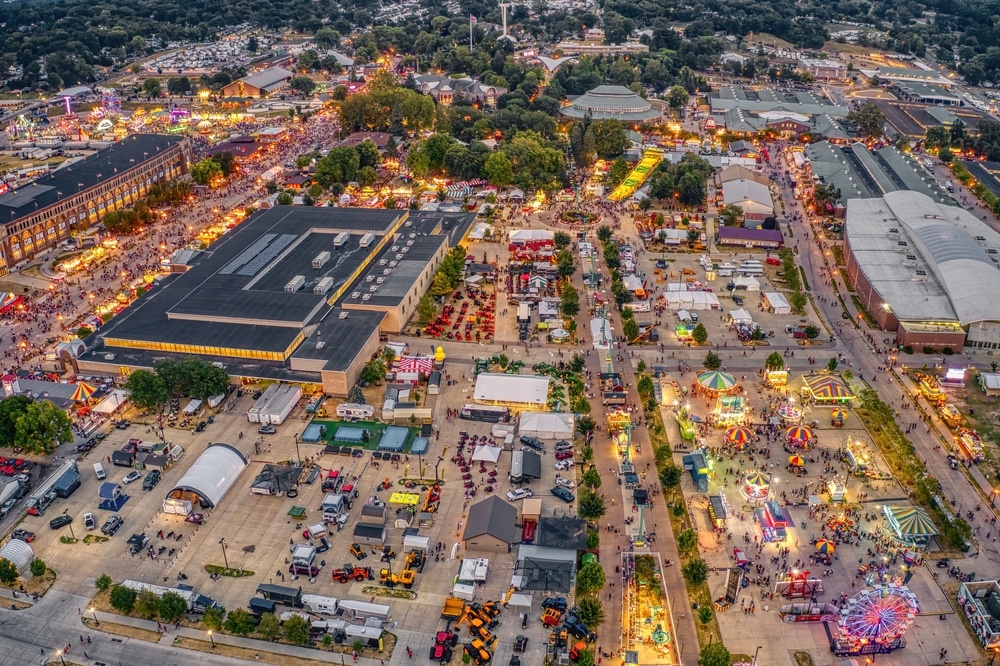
(741, 471), (770, 502)
(956, 427), (985, 461)
(913, 371), (945, 404)
(832, 585), (918, 656)
(608, 148), (664, 202)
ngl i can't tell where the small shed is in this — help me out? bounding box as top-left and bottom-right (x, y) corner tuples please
(763, 292), (791, 315)
(141, 454), (169, 472)
(353, 523), (386, 546)
(359, 504), (387, 525)
(463, 496), (517, 554)
(98, 482), (128, 511)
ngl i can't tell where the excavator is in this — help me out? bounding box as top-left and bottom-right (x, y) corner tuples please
(404, 549), (426, 573)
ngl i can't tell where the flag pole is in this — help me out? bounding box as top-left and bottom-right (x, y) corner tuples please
(470, 14), (473, 52)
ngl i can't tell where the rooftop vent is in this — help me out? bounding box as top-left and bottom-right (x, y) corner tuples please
(338, 312), (349, 319)
(316, 342), (326, 349)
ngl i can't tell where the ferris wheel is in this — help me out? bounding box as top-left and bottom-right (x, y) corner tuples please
(839, 584), (918, 648)
(100, 90), (122, 116)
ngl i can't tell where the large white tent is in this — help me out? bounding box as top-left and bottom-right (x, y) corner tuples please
(664, 291), (720, 310)
(519, 412), (574, 439)
(763, 292), (791, 315)
(0, 538), (33, 574)
(474, 373), (550, 409)
(729, 308), (754, 324)
(472, 445), (503, 463)
(509, 229), (552, 243)
(590, 318), (613, 349)
(165, 444), (247, 508)
(93, 389), (128, 415)
(733, 276), (760, 292)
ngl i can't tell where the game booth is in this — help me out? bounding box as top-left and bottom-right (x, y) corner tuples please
(713, 395), (747, 426)
(956, 428), (985, 461)
(754, 498), (789, 542)
(708, 491), (729, 530)
(765, 367), (789, 387)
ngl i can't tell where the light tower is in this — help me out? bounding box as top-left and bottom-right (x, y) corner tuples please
(498, 3), (517, 42)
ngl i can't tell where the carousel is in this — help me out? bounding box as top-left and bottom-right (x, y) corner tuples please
(778, 402), (802, 422)
(741, 471), (771, 503)
(714, 395), (747, 426)
(786, 425), (816, 449)
(696, 371), (739, 396)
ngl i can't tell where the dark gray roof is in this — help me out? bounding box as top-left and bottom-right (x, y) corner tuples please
(463, 495), (518, 543)
(522, 450), (541, 479)
(718, 227), (783, 243)
(0, 134), (184, 225)
(353, 523), (386, 539)
(342, 235), (446, 307)
(536, 516), (589, 550)
(560, 85), (661, 121)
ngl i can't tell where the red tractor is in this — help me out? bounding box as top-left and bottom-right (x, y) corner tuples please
(331, 564), (374, 583)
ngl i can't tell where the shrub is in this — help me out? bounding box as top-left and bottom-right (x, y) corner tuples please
(0, 559), (17, 584)
(29, 558), (46, 577)
(109, 585), (137, 613)
(95, 573), (113, 592)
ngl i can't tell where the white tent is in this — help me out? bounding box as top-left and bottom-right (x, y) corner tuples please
(763, 292), (791, 315)
(509, 229), (553, 243)
(0, 539), (33, 574)
(468, 222), (490, 240)
(590, 317), (613, 349)
(549, 328), (570, 340)
(93, 389), (128, 415)
(508, 593), (532, 609)
(677, 309), (693, 322)
(166, 444), (247, 508)
(474, 373), (550, 408)
(519, 412), (574, 439)
(733, 276), (760, 292)
(471, 445), (503, 463)
(464, 275), (484, 285)
(729, 308), (753, 324)
(622, 275), (644, 292)
(509, 189), (525, 200)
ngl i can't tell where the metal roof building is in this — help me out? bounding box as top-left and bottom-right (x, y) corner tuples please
(845, 191), (1000, 349)
(560, 85), (662, 122)
(463, 496), (518, 554)
(165, 444), (248, 509)
(222, 67), (293, 98)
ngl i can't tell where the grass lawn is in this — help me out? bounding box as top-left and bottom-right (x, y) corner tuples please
(311, 420), (419, 452)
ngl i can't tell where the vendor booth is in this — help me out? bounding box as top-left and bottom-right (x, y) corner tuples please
(713, 395), (747, 426)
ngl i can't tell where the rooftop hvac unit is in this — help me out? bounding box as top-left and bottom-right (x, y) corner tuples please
(401, 247), (409, 253)
(406, 239), (415, 246)
(912, 270), (928, 282)
(376, 277), (385, 284)
(379, 259), (387, 266)
(333, 230), (351, 248)
(359, 232), (376, 248)
(284, 275), (306, 292)
(369, 284), (378, 292)
(894, 241), (908, 252)
(362, 294), (372, 301)
(351, 291), (361, 299)
(396, 254), (404, 260)
(366, 275), (374, 282)
(404, 220), (412, 226)
(408, 233), (416, 239)
(314, 277), (335, 294)
(886, 228), (899, 239)
(383, 269), (391, 276)
(391, 245), (399, 251)
(312, 251), (331, 269)
(338, 312), (349, 319)
(976, 235), (986, 242)
(316, 342), (326, 349)
(389, 261), (398, 267)
(901, 255), (917, 266)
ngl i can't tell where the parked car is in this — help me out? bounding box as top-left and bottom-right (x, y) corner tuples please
(84, 512), (97, 530)
(554, 450), (574, 460)
(0, 497), (16, 517)
(258, 425), (277, 435)
(127, 533), (148, 553)
(102, 515), (124, 536)
(194, 421), (207, 433)
(554, 441), (573, 452)
(506, 488), (533, 501)
(540, 597), (567, 612)
(519, 436), (544, 451)
(554, 460), (573, 471)
(142, 470), (161, 490)
(11, 529), (35, 542)
(76, 439), (96, 453)
(550, 487), (575, 503)
(115, 419), (130, 430)
(122, 470), (142, 485)
(554, 476), (576, 490)
(513, 635), (528, 652)
(49, 514), (73, 529)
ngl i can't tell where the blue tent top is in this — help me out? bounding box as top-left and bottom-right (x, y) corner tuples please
(334, 427), (367, 443)
(98, 482), (123, 499)
(377, 426), (410, 451)
(411, 437), (429, 455)
(301, 423), (326, 443)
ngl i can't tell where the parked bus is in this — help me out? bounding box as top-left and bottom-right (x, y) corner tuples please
(460, 404), (510, 423)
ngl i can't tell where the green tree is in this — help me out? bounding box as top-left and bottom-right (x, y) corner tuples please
(483, 151), (514, 187)
(159, 591), (188, 621)
(0, 559), (17, 584)
(142, 78), (161, 98)
(804, 324), (820, 339)
(354, 139), (382, 170)
(0, 395), (31, 449)
(702, 351), (722, 370)
(136, 589), (160, 619)
(557, 250), (577, 279)
(575, 415), (596, 439)
(417, 294), (437, 323)
(553, 231), (571, 249)
(76, 326), (93, 339)
(581, 467), (602, 489)
(313, 27), (341, 50)
(288, 76), (316, 95)
(590, 120), (630, 158)
(578, 490), (607, 521)
(14, 401), (73, 455)
(284, 614), (311, 645)
(223, 608), (256, 636)
(677, 172), (706, 206)
(203, 605), (224, 631)
(109, 585), (137, 613)
(698, 642), (732, 666)
(191, 158), (223, 186)
(576, 560), (607, 595)
(623, 317), (640, 341)
(357, 166), (378, 188)
(659, 464), (682, 488)
(924, 125), (949, 150)
(698, 605), (714, 625)
(682, 558), (708, 585)
(576, 597), (605, 628)
(597, 226), (613, 242)
(636, 375), (654, 396)
(256, 612), (281, 640)
(608, 157), (630, 186)
(692, 323), (708, 345)
(95, 573), (113, 592)
(29, 558), (45, 577)
(666, 85), (689, 113)
(124, 370), (168, 410)
(827, 357), (839, 372)
(577, 651), (596, 666)
(276, 192), (294, 205)
(847, 101), (886, 139)
(938, 146), (953, 163)
(562, 282), (580, 317)
(765, 352), (784, 371)
(717, 204), (743, 227)
(360, 358), (387, 384)
(677, 528), (698, 553)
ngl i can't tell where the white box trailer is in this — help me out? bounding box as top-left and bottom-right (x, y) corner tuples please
(403, 535), (430, 552)
(302, 594), (340, 616)
(337, 599), (391, 623)
(247, 384), (280, 422)
(474, 558), (489, 581)
(264, 385), (302, 425)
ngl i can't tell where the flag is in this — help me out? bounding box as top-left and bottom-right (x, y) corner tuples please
(470, 14), (477, 22)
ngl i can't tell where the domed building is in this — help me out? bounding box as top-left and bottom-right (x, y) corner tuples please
(560, 85), (663, 123)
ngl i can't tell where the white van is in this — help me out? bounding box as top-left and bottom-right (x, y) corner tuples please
(93, 463), (106, 480)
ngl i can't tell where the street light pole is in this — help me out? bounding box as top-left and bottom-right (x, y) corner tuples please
(89, 606), (99, 626)
(219, 538), (229, 570)
(752, 646), (762, 666)
(56, 650), (66, 665)
(294, 432), (301, 465)
(208, 630), (216, 648)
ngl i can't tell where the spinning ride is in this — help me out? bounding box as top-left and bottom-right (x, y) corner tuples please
(741, 471), (770, 502)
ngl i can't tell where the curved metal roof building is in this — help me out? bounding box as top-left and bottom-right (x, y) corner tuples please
(559, 85), (662, 122)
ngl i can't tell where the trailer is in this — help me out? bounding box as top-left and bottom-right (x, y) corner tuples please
(247, 384), (280, 423)
(333, 230), (351, 248)
(25, 461), (77, 515)
(256, 583), (304, 608)
(121, 579), (218, 613)
(302, 594), (340, 616)
(52, 464), (81, 499)
(337, 598), (391, 623)
(0, 478), (24, 507)
(262, 385), (302, 425)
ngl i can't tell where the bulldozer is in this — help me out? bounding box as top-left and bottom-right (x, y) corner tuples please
(331, 564), (374, 583)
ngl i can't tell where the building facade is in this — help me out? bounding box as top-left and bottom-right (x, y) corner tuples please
(0, 134), (191, 274)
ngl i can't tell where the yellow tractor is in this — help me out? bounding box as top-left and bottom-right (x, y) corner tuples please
(379, 567), (415, 588)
